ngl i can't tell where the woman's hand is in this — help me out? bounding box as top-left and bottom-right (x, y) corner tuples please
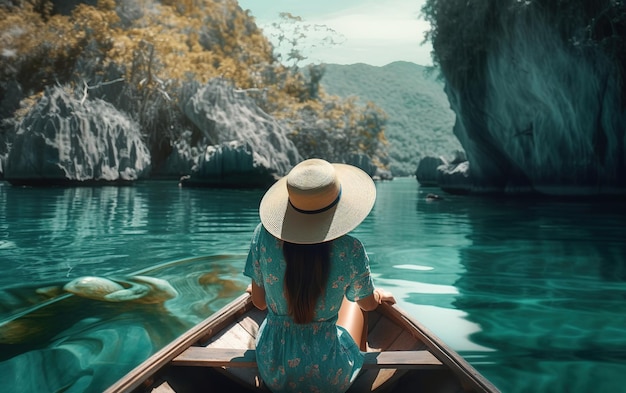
(374, 288), (396, 305)
(357, 287), (396, 311)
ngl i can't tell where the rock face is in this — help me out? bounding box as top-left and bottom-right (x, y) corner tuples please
(438, 7), (626, 196)
(416, 151), (469, 190)
(180, 140), (279, 187)
(4, 86), (150, 185)
(415, 156), (444, 187)
(178, 79), (301, 187)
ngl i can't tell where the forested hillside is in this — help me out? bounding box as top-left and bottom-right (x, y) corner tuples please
(321, 61), (461, 176)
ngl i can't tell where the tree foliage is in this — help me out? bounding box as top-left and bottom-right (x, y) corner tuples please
(286, 95), (388, 167)
(0, 0), (118, 92)
(0, 0), (388, 172)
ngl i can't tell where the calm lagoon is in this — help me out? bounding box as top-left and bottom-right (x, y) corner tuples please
(1, 178), (625, 392)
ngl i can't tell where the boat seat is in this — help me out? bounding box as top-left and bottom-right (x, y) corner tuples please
(172, 347), (444, 369)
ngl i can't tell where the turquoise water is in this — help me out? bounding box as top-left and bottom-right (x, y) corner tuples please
(1, 179), (625, 392)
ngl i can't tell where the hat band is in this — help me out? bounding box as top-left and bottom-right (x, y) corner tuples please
(288, 188), (342, 215)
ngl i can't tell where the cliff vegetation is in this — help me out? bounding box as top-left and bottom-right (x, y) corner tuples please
(0, 0), (388, 180)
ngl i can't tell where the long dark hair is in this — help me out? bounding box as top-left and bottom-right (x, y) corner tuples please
(283, 241), (331, 324)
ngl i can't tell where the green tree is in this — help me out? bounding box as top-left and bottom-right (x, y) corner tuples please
(286, 96), (388, 166)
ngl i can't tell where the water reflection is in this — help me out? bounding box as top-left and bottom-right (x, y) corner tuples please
(1, 183), (262, 284)
(419, 195), (626, 393)
(3, 179), (626, 392)
(1, 181), (264, 393)
(360, 180), (626, 392)
(0, 255), (248, 393)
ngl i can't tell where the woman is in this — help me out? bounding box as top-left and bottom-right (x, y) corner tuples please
(244, 158), (395, 392)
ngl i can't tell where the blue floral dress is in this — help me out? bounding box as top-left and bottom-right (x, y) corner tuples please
(244, 223), (375, 393)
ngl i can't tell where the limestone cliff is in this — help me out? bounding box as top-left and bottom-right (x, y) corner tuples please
(177, 79), (301, 187)
(4, 86), (150, 185)
(423, 0), (626, 196)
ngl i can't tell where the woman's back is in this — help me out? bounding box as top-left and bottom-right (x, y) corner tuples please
(244, 159), (393, 392)
(244, 224), (374, 392)
(247, 224), (374, 320)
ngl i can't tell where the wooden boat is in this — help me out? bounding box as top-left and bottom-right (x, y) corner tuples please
(105, 293), (500, 393)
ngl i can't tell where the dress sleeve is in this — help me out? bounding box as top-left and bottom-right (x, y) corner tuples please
(345, 237), (375, 302)
(243, 223), (264, 287)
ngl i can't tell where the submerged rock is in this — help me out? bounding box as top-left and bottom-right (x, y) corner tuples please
(113, 276), (178, 305)
(63, 276), (177, 304)
(4, 86), (150, 185)
(63, 277), (126, 301)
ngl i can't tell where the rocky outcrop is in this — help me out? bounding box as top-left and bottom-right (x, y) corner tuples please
(431, 3), (626, 197)
(345, 154), (378, 177)
(4, 86), (150, 185)
(154, 130), (199, 179)
(0, 80), (22, 178)
(178, 79), (301, 187)
(436, 160), (473, 195)
(416, 151), (469, 190)
(180, 140), (279, 188)
(415, 156), (444, 187)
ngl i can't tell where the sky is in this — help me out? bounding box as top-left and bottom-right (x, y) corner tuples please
(237, 0), (433, 67)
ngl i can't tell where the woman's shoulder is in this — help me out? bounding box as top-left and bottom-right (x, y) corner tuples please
(335, 233), (363, 244)
(253, 223), (282, 249)
(252, 223), (272, 239)
(333, 234), (366, 253)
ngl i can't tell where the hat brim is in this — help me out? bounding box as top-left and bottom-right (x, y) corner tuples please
(259, 164), (376, 244)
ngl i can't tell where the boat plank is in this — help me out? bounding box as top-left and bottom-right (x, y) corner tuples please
(377, 303), (501, 393)
(363, 330), (421, 393)
(357, 308), (445, 392)
(174, 348), (257, 367)
(368, 308), (383, 326)
(388, 329), (427, 351)
(237, 310), (264, 338)
(354, 336), (433, 393)
(367, 311), (405, 351)
(173, 347), (442, 369)
(152, 381), (176, 393)
(206, 321), (256, 349)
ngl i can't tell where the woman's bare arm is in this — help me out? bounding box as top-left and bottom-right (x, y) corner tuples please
(357, 288), (396, 311)
(247, 281), (267, 310)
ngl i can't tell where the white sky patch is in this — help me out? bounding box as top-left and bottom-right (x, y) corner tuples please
(320, 7), (423, 41)
(239, 0), (432, 66)
(305, 1), (431, 65)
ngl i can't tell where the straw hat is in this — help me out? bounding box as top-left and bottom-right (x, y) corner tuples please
(259, 158), (376, 244)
